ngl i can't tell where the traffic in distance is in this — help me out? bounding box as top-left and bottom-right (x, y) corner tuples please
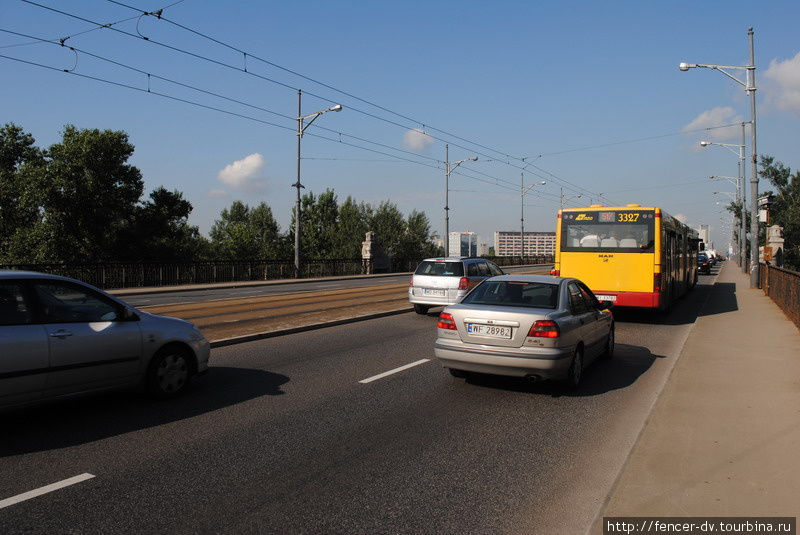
(1, 203), (717, 409)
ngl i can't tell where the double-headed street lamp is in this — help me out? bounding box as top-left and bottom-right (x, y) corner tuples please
(444, 144), (478, 256)
(520, 176), (546, 256)
(679, 27), (759, 287)
(294, 89), (343, 278)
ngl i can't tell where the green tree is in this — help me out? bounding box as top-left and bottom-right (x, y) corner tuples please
(758, 156), (800, 269)
(333, 196), (371, 258)
(0, 124), (45, 261)
(210, 200), (282, 259)
(120, 187), (210, 261)
(397, 209), (437, 259)
(5, 125), (143, 263)
(369, 201), (405, 257)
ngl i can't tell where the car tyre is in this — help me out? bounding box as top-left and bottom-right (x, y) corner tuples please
(448, 368), (466, 378)
(147, 345), (193, 398)
(413, 304), (430, 315)
(565, 346), (583, 390)
(601, 327), (614, 360)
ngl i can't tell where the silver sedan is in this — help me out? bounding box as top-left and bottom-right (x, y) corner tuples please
(0, 270), (210, 411)
(434, 274), (613, 388)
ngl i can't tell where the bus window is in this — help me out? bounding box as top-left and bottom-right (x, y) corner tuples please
(561, 211), (655, 253)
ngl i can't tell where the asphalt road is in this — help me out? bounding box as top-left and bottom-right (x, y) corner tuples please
(120, 265), (551, 308)
(0, 269), (719, 534)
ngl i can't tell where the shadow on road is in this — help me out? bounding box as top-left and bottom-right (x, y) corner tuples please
(460, 343), (665, 397)
(0, 366), (289, 457)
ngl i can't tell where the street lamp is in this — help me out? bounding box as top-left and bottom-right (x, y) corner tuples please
(680, 28), (759, 287)
(700, 122), (748, 273)
(444, 144), (478, 256)
(294, 89), (343, 278)
(560, 189), (583, 209)
(519, 177), (546, 257)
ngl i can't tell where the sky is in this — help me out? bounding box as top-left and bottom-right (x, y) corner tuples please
(2, 0), (800, 251)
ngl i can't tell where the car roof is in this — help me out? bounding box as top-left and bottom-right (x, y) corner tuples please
(0, 270), (65, 280)
(486, 274), (568, 285)
(420, 257), (485, 263)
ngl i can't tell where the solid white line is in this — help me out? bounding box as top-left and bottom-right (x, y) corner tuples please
(359, 359), (431, 384)
(0, 473), (95, 509)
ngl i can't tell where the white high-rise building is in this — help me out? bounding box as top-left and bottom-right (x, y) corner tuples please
(448, 232), (478, 257)
(493, 231), (556, 256)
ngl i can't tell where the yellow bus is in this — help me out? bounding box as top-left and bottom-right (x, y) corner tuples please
(551, 204), (699, 309)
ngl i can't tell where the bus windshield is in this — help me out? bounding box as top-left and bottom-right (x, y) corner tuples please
(561, 210), (655, 253)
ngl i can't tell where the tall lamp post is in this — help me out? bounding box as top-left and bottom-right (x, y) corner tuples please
(680, 27), (758, 287)
(520, 176), (546, 257)
(713, 191), (739, 258)
(294, 89), (343, 278)
(560, 188), (583, 209)
(444, 144), (478, 256)
(708, 171), (747, 272)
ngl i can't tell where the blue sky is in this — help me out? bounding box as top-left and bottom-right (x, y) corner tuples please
(3, 0), (799, 251)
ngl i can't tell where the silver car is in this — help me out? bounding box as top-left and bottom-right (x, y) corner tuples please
(434, 274), (613, 388)
(0, 271), (210, 410)
(409, 257), (504, 314)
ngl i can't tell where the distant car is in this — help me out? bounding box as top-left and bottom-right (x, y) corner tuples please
(434, 274), (613, 389)
(0, 271), (210, 411)
(408, 257), (504, 315)
(698, 253), (711, 274)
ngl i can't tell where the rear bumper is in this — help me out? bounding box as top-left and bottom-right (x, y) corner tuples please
(408, 288), (466, 306)
(434, 339), (572, 379)
(592, 290), (662, 308)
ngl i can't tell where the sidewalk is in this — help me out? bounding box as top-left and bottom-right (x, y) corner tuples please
(596, 261), (800, 526)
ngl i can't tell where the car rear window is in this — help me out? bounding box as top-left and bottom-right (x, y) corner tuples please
(461, 281), (559, 309)
(415, 261), (464, 277)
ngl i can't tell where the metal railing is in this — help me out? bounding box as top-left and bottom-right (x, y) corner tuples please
(760, 263), (800, 331)
(1, 255), (554, 290)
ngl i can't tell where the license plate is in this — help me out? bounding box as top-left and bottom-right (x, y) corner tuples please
(466, 323), (512, 338)
(595, 295), (617, 302)
(423, 289), (446, 297)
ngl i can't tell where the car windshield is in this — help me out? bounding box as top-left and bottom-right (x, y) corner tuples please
(461, 281), (559, 309)
(415, 261), (464, 277)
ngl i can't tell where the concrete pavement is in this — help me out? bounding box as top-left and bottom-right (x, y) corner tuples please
(596, 260), (800, 527)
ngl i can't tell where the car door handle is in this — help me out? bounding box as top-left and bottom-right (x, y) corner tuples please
(49, 330), (73, 338)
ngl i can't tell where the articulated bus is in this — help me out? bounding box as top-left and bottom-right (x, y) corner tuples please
(551, 204), (699, 310)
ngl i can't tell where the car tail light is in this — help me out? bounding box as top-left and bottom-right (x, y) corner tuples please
(458, 277), (469, 290)
(437, 312), (457, 330)
(409, 278), (413, 287)
(654, 273), (662, 293)
(527, 320), (560, 338)
(550, 269), (560, 276)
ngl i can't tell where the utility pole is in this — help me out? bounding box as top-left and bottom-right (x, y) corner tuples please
(747, 27), (759, 288)
(445, 144), (450, 257)
(740, 121), (747, 273)
(520, 171), (525, 257)
(294, 89), (303, 278)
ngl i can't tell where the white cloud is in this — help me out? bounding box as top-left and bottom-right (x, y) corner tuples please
(403, 128), (435, 151)
(682, 107), (743, 142)
(217, 153), (267, 192)
(764, 51), (800, 114)
(208, 189), (228, 198)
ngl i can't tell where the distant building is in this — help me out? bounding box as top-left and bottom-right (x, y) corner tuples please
(477, 242), (490, 256)
(449, 231), (478, 257)
(493, 231), (556, 256)
(698, 225), (711, 250)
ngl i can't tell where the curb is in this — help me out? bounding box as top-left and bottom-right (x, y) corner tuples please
(209, 307), (414, 348)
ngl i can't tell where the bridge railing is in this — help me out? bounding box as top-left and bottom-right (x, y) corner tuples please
(760, 263), (800, 330)
(0, 255), (553, 290)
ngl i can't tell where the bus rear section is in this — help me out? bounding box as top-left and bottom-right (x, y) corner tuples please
(553, 206), (664, 308)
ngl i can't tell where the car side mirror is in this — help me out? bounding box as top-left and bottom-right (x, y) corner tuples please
(123, 308), (140, 321)
(598, 301), (613, 310)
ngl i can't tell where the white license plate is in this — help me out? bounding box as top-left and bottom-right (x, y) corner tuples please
(595, 295), (617, 302)
(466, 323), (512, 338)
(423, 289), (446, 297)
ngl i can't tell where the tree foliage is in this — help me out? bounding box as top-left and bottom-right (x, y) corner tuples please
(758, 155), (800, 269)
(209, 200), (285, 260)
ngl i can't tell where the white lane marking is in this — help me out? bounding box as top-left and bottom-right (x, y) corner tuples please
(359, 359), (431, 384)
(0, 473), (95, 509)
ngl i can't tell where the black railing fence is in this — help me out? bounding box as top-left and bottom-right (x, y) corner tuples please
(1, 255), (553, 290)
(760, 263), (800, 331)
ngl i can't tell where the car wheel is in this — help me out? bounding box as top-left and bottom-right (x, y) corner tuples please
(565, 346), (583, 390)
(413, 304), (430, 315)
(147, 345), (192, 398)
(448, 368), (466, 378)
(601, 327), (614, 360)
